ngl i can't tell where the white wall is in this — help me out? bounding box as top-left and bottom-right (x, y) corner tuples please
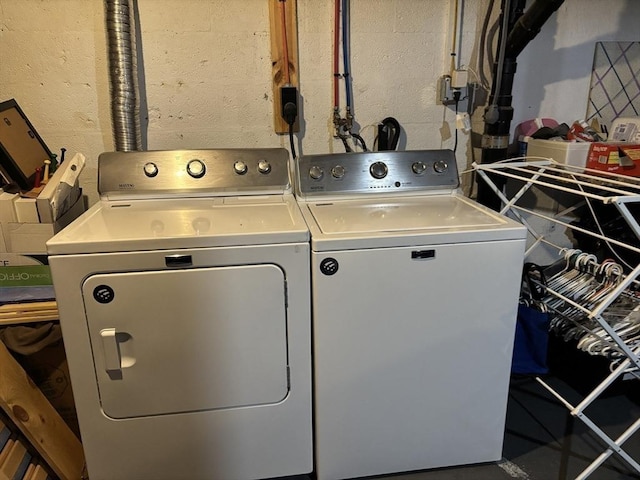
(0, 0), (638, 205)
(512, 0), (640, 129)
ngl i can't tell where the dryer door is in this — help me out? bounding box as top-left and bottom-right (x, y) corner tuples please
(82, 264), (289, 419)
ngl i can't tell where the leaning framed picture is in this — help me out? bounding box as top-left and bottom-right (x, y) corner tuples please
(0, 99), (53, 190)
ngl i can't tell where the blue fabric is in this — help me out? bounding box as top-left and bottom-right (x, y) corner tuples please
(512, 304), (550, 375)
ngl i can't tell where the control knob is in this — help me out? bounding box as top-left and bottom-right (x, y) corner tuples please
(331, 165), (345, 179)
(309, 165), (324, 180)
(187, 159), (206, 178)
(411, 161), (426, 175)
(257, 159), (271, 174)
(234, 161), (248, 175)
(143, 162), (158, 178)
(370, 161), (388, 179)
(433, 160), (448, 173)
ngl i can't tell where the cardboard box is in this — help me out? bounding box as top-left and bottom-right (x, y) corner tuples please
(586, 142), (640, 176)
(0, 254), (48, 267)
(527, 138), (592, 168)
(36, 153), (84, 223)
(2, 193), (86, 254)
(0, 264), (54, 303)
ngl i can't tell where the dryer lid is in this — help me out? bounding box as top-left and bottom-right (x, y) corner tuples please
(47, 195), (309, 254)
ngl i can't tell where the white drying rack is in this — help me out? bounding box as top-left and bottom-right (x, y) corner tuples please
(473, 159), (640, 480)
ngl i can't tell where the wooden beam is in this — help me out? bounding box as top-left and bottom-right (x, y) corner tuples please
(0, 340), (84, 480)
(269, 0), (300, 134)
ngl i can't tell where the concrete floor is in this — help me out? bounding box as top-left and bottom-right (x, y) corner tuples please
(288, 339), (640, 480)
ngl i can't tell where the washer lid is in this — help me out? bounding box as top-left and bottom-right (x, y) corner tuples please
(302, 194), (526, 250)
(47, 195), (309, 254)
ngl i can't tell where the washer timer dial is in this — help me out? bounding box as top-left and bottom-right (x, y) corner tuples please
(370, 161), (388, 179)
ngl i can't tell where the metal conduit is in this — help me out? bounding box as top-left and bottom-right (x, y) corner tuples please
(105, 0), (142, 151)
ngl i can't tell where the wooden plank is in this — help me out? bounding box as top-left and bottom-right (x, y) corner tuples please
(0, 302), (59, 326)
(0, 341), (84, 480)
(0, 313), (59, 327)
(0, 302), (57, 313)
(269, 0), (300, 134)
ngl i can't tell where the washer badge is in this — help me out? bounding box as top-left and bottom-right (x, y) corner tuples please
(320, 258), (339, 276)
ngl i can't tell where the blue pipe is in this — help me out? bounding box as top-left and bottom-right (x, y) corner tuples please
(342, 0), (352, 110)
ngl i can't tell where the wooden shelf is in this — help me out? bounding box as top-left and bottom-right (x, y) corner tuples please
(0, 303), (85, 480)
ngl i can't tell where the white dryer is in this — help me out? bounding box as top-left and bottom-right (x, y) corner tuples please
(295, 150), (527, 480)
(47, 149), (312, 480)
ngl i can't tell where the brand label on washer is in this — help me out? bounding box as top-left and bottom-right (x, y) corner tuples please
(320, 258), (339, 276)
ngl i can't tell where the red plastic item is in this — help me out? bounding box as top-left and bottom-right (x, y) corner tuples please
(34, 167), (42, 188)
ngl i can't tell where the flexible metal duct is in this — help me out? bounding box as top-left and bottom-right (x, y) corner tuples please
(105, 0), (142, 151)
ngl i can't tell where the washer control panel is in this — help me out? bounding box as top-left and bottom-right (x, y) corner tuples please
(98, 148), (290, 198)
(296, 150), (459, 197)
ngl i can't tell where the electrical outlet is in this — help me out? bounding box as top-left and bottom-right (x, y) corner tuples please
(439, 75), (454, 105)
(439, 75), (465, 105)
(281, 86), (298, 124)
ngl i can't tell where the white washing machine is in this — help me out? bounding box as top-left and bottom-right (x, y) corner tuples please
(46, 149), (312, 480)
(295, 150), (527, 480)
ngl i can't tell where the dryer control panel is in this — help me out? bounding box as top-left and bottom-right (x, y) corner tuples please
(296, 150), (459, 198)
(98, 148), (291, 199)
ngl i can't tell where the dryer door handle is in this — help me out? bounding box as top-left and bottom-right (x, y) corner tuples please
(100, 328), (122, 373)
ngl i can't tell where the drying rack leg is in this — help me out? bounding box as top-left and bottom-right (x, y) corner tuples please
(536, 376), (640, 478)
(575, 418), (640, 480)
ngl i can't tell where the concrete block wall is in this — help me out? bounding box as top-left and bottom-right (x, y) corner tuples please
(0, 0), (638, 205)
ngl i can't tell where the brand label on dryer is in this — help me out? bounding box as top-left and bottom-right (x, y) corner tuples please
(93, 285), (115, 303)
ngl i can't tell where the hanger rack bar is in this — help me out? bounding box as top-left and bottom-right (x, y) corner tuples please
(474, 160), (640, 201)
(512, 205), (640, 255)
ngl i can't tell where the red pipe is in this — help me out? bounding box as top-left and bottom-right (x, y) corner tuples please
(280, 0), (291, 84)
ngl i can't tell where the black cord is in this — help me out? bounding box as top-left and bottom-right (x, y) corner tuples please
(283, 100), (298, 160)
(340, 135), (352, 152)
(378, 117), (401, 151)
(351, 133), (368, 151)
(478, 0), (495, 87)
(288, 123), (297, 160)
(454, 98), (459, 152)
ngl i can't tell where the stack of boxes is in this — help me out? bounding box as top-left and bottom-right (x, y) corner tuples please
(0, 153), (85, 260)
(526, 117), (640, 175)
